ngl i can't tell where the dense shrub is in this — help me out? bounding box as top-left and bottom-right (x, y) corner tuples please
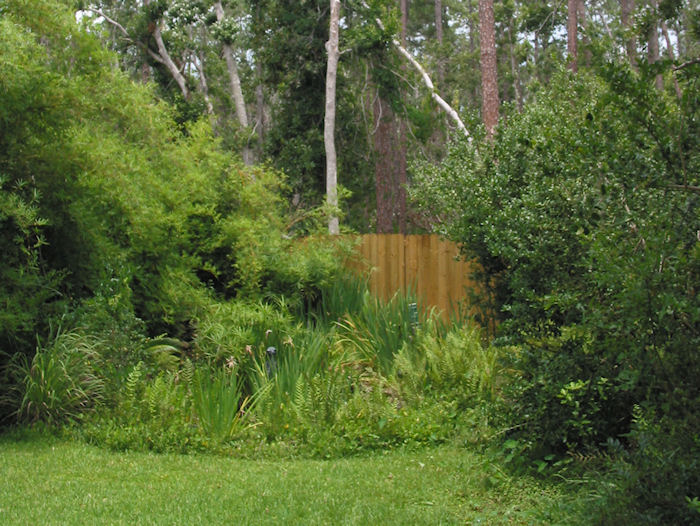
(413, 64), (699, 519)
(414, 64), (699, 447)
(0, 0), (346, 423)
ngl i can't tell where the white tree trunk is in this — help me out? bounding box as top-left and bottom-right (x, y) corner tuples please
(214, 1), (252, 164)
(190, 27), (214, 114)
(325, 0), (341, 235)
(152, 24), (190, 100)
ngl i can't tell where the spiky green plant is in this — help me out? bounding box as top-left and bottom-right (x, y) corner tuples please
(335, 289), (435, 375)
(250, 328), (334, 437)
(11, 330), (105, 424)
(190, 366), (257, 443)
(314, 274), (371, 324)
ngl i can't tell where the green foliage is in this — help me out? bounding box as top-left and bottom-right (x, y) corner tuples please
(0, 0), (346, 376)
(7, 330), (105, 425)
(335, 288), (428, 375)
(251, 327), (333, 439)
(194, 299), (298, 364)
(591, 406), (700, 525)
(414, 65), (700, 455)
(190, 365), (256, 444)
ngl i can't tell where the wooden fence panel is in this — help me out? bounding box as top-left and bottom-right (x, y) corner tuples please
(347, 234), (478, 318)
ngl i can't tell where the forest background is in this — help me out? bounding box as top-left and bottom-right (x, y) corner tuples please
(1, 0), (699, 523)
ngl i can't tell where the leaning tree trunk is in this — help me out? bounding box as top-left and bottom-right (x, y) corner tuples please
(324, 0), (340, 235)
(214, 1), (252, 165)
(362, 0), (470, 139)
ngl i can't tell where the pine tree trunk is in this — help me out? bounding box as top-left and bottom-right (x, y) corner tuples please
(479, 0), (499, 137)
(648, 14), (663, 90)
(567, 0), (579, 72)
(374, 95), (395, 234)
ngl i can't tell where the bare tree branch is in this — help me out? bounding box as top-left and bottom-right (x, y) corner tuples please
(673, 57), (700, 71)
(668, 183), (700, 193)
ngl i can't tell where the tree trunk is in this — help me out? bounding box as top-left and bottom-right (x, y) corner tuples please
(324, 0), (340, 234)
(508, 18), (523, 112)
(620, 0), (637, 67)
(152, 23), (190, 100)
(648, 12), (663, 90)
(435, 0), (444, 87)
(214, 1), (252, 165)
(479, 0), (499, 137)
(190, 27), (213, 114)
(567, 0), (579, 72)
(660, 14), (682, 98)
(397, 0), (408, 234)
(362, 0), (469, 137)
(373, 95), (395, 234)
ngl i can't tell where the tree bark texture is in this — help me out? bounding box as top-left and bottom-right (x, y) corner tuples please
(620, 0), (637, 67)
(479, 0), (499, 137)
(648, 12), (663, 90)
(324, 0), (340, 234)
(373, 96), (398, 233)
(567, 0), (579, 72)
(435, 0), (444, 86)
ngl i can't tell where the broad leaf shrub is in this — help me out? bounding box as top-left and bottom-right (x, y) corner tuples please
(412, 65), (699, 521)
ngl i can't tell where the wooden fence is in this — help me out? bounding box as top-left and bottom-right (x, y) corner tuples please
(346, 234), (479, 318)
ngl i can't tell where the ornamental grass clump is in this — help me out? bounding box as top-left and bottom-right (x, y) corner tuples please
(10, 330), (105, 425)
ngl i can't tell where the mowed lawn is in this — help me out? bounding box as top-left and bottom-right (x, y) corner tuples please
(0, 437), (578, 525)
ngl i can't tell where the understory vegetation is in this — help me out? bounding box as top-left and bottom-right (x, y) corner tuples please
(1, 1), (698, 524)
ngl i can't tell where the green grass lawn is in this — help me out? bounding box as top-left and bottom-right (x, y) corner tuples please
(0, 435), (583, 525)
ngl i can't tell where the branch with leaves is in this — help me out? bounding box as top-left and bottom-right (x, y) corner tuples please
(360, 1), (470, 141)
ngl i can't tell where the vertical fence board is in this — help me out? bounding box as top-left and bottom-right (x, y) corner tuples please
(347, 234), (478, 318)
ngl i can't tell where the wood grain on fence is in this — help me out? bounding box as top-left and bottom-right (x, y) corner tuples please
(346, 234), (478, 318)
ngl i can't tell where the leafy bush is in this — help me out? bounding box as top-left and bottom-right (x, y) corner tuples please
(592, 406), (700, 525)
(0, 0), (349, 430)
(413, 66), (700, 454)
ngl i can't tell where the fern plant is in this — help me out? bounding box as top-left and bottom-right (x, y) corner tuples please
(250, 328), (334, 438)
(393, 326), (500, 406)
(292, 371), (349, 429)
